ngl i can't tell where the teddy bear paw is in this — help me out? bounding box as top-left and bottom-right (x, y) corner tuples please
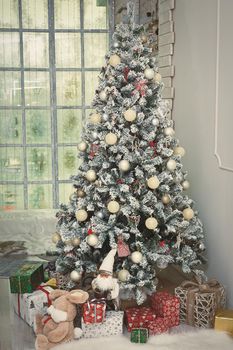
(35, 334), (49, 350)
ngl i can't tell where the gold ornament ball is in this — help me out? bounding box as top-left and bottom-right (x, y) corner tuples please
(173, 146), (186, 157)
(141, 34), (148, 43)
(99, 90), (107, 101)
(147, 176), (160, 189)
(77, 141), (87, 152)
(123, 109), (137, 122)
(144, 68), (155, 80)
(164, 127), (175, 136)
(118, 269), (130, 282)
(52, 232), (61, 244)
(90, 113), (101, 124)
(182, 180), (190, 190)
(167, 159), (177, 171)
(76, 209), (88, 222)
(131, 251), (143, 264)
(119, 159), (130, 172)
(183, 208), (194, 220)
(87, 234), (99, 247)
(72, 237), (81, 246)
(154, 73), (162, 83)
(107, 200), (120, 213)
(76, 188), (85, 198)
(105, 132), (118, 145)
(145, 217), (158, 230)
(86, 169), (97, 182)
(70, 270), (82, 282)
(109, 54), (121, 67)
(162, 194), (171, 204)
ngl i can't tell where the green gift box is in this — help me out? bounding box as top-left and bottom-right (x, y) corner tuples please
(10, 262), (44, 293)
(131, 328), (149, 343)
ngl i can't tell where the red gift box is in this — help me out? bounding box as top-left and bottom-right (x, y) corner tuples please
(150, 291), (180, 327)
(125, 307), (156, 331)
(147, 317), (170, 335)
(83, 299), (106, 324)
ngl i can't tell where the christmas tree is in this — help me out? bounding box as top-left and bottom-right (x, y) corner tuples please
(53, 4), (206, 305)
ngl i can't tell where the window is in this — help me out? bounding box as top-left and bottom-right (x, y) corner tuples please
(0, 0), (112, 210)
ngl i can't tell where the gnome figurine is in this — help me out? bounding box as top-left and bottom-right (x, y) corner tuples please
(91, 248), (119, 309)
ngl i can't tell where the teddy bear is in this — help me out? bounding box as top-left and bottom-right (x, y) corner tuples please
(35, 289), (89, 350)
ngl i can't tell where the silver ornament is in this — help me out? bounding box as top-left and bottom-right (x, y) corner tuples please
(92, 131), (98, 139)
(102, 113), (109, 121)
(156, 259), (168, 269)
(199, 242), (205, 250)
(152, 118), (159, 126)
(96, 210), (104, 219)
(113, 41), (119, 48)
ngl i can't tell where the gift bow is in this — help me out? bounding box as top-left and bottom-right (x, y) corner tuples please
(85, 298), (106, 323)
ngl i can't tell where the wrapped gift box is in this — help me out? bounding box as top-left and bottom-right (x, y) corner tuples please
(175, 279), (226, 328)
(12, 285), (53, 327)
(214, 309), (233, 336)
(82, 311), (124, 338)
(150, 291), (180, 327)
(131, 328), (149, 343)
(125, 307), (156, 331)
(83, 299), (106, 324)
(147, 317), (170, 335)
(10, 262), (44, 293)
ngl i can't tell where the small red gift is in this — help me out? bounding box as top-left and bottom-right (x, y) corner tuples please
(147, 317), (170, 335)
(125, 307), (156, 331)
(150, 291), (180, 327)
(83, 299), (106, 324)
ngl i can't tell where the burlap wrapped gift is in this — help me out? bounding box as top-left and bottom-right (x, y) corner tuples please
(175, 278), (226, 328)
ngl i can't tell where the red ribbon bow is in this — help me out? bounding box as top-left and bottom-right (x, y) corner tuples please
(133, 79), (147, 97)
(89, 144), (99, 159)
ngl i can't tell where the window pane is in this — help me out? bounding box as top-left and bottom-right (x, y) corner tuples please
(54, 0), (80, 29)
(26, 110), (51, 144)
(55, 33), (81, 68)
(59, 182), (73, 205)
(24, 71), (50, 106)
(0, 0), (19, 28)
(84, 0), (108, 29)
(22, 0), (48, 29)
(0, 110), (22, 144)
(0, 147), (23, 181)
(84, 33), (108, 68)
(27, 147), (52, 180)
(0, 71), (21, 106)
(56, 72), (81, 106)
(28, 183), (52, 209)
(58, 146), (79, 180)
(23, 33), (49, 68)
(0, 32), (20, 67)
(0, 184), (24, 211)
(57, 109), (82, 143)
(85, 71), (99, 105)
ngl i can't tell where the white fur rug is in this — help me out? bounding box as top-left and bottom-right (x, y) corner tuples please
(53, 328), (233, 350)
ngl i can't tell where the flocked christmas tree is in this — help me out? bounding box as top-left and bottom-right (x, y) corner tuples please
(53, 3), (206, 305)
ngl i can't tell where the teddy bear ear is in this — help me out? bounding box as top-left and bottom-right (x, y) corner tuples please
(49, 289), (69, 301)
(66, 290), (89, 304)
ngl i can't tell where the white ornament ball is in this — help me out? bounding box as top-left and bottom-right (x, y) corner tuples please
(105, 132), (117, 145)
(119, 159), (130, 172)
(145, 217), (158, 230)
(72, 237), (81, 246)
(157, 259), (168, 269)
(85, 169), (97, 182)
(118, 269), (130, 282)
(167, 159), (177, 171)
(77, 141), (87, 152)
(90, 113), (101, 124)
(75, 209), (88, 222)
(96, 210), (104, 219)
(70, 270), (82, 282)
(144, 68), (155, 80)
(162, 194), (171, 204)
(183, 208), (194, 220)
(52, 232), (61, 244)
(164, 127), (175, 136)
(87, 234), (99, 247)
(109, 54), (121, 67)
(113, 41), (119, 48)
(99, 90), (107, 101)
(182, 180), (190, 190)
(107, 200), (120, 213)
(154, 73), (162, 83)
(199, 242), (205, 251)
(131, 251), (143, 264)
(141, 34), (148, 43)
(173, 146), (185, 157)
(92, 131), (98, 140)
(123, 109), (137, 122)
(147, 176), (160, 189)
(152, 118), (159, 126)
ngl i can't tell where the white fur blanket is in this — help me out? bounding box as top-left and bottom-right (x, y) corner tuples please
(53, 328), (233, 350)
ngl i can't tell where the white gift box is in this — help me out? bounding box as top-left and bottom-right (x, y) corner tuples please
(82, 311), (124, 338)
(12, 285), (53, 327)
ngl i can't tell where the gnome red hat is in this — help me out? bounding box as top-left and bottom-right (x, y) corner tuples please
(99, 248), (117, 275)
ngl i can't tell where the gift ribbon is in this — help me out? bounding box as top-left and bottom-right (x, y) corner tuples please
(36, 285), (52, 307)
(86, 298), (106, 323)
(180, 278), (222, 325)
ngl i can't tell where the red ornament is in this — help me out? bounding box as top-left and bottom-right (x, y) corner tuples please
(89, 144), (99, 159)
(124, 67), (130, 81)
(159, 241), (165, 248)
(149, 141), (157, 157)
(87, 229), (93, 235)
(117, 179), (124, 184)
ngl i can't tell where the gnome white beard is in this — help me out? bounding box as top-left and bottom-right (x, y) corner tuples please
(92, 274), (115, 292)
